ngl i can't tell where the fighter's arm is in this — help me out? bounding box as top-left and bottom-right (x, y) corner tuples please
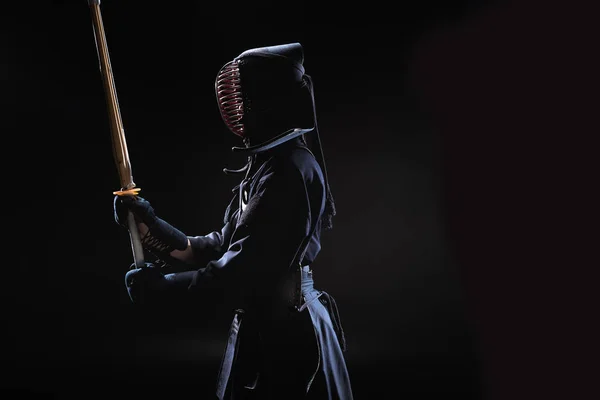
(132, 221), (233, 264)
(114, 195), (235, 268)
(186, 162), (313, 298)
(133, 222), (192, 263)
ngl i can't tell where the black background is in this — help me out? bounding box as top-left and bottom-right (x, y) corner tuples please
(2, 0), (597, 399)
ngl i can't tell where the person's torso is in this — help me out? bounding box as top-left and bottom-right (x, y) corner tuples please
(223, 140), (325, 266)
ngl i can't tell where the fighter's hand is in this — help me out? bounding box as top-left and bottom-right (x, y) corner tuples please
(113, 195), (157, 227)
(124, 262), (168, 304)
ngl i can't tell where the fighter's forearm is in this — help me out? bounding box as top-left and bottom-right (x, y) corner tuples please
(170, 240), (194, 263)
(136, 221), (195, 264)
(135, 215), (229, 268)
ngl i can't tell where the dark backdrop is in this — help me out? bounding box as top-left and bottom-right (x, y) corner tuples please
(2, 1), (597, 399)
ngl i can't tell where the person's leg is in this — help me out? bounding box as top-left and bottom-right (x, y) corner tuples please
(305, 295), (354, 400)
(253, 310), (320, 399)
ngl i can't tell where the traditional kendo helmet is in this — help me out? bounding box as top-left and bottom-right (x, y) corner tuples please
(215, 42), (336, 229)
(215, 42), (315, 153)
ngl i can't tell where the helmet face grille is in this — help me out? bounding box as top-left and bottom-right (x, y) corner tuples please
(215, 60), (244, 137)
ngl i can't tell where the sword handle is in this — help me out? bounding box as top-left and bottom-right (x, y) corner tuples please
(127, 211), (145, 268)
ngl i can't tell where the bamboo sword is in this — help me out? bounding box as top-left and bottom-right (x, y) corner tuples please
(87, 0), (145, 268)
